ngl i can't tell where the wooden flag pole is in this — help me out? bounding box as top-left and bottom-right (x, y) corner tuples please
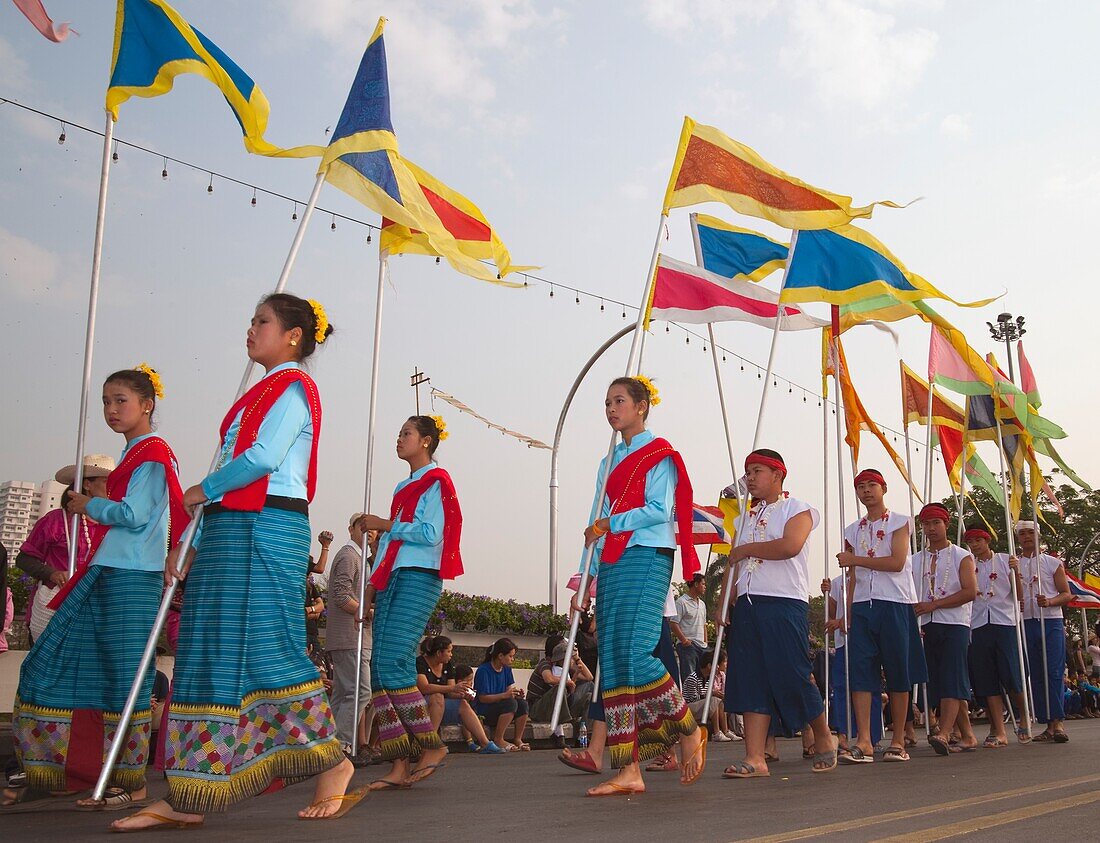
(550, 213), (667, 732)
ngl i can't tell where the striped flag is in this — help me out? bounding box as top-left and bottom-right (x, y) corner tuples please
(1067, 573), (1100, 610)
(645, 254), (825, 331)
(676, 505), (731, 547)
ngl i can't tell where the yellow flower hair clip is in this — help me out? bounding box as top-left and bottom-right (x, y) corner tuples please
(307, 299), (329, 344)
(135, 363), (165, 399)
(428, 414), (449, 441)
(633, 375), (660, 406)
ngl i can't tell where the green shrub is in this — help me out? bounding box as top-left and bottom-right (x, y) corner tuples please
(426, 591), (569, 638)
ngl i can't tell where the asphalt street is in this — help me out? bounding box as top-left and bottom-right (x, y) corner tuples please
(4, 720), (1100, 841)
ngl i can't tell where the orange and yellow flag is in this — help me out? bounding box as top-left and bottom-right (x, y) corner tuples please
(663, 117), (904, 229)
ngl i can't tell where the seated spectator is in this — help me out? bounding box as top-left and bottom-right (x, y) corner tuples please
(474, 637), (530, 751)
(1087, 635), (1100, 681)
(1064, 675), (1083, 719)
(577, 611), (599, 674)
(682, 651), (726, 739)
(1078, 671), (1100, 717)
(527, 640), (594, 748)
(416, 636), (504, 754)
(711, 651), (739, 741)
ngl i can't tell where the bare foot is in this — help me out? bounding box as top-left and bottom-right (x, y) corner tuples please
(110, 800), (202, 831)
(369, 758), (410, 791)
(407, 746), (448, 784)
(298, 758), (354, 819)
(76, 786), (146, 808)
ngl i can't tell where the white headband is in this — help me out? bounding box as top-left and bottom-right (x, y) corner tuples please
(1014, 520), (1038, 534)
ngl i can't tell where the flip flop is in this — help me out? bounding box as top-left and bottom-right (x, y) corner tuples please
(928, 735), (951, 756)
(982, 736), (1008, 749)
(77, 787), (151, 812)
(764, 752), (780, 763)
(368, 779), (408, 792)
(645, 753), (678, 772)
(1016, 727), (1032, 744)
(407, 761), (448, 785)
(681, 726), (707, 786)
(882, 747), (910, 762)
(585, 781), (645, 797)
(812, 749), (839, 772)
(559, 750), (601, 774)
(299, 786), (369, 821)
(111, 810), (205, 833)
(722, 762), (770, 779)
(1053, 730), (1070, 743)
(802, 746), (816, 759)
(517, 742), (532, 752)
(904, 736), (918, 748)
(838, 746), (873, 764)
(949, 744), (977, 753)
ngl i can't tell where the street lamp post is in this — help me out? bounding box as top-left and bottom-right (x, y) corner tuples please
(986, 312), (1026, 383)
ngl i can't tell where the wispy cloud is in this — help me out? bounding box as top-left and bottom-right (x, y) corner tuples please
(939, 113), (971, 140)
(641, 0), (777, 39)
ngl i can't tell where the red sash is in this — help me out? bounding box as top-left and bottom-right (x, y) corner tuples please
(599, 437), (700, 580)
(217, 368), (322, 511)
(49, 436), (189, 609)
(369, 467), (463, 591)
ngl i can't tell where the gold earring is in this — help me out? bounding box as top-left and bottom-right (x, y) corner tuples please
(290, 339), (298, 346)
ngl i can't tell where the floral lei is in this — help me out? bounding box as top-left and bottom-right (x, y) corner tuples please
(977, 556), (999, 600)
(925, 547), (952, 600)
(856, 510), (891, 558)
(743, 492), (789, 575)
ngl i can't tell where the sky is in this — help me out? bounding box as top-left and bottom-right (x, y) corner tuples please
(2, 1), (1098, 608)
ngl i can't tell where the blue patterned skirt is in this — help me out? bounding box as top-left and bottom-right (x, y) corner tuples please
(13, 565), (161, 792)
(163, 507), (342, 813)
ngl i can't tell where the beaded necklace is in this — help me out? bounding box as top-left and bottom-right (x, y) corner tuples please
(856, 509), (891, 596)
(976, 555), (998, 600)
(743, 492), (789, 578)
(924, 545), (950, 600)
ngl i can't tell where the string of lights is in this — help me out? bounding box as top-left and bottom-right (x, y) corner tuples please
(1, 95), (942, 462)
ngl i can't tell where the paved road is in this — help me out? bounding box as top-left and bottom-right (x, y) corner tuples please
(5, 721), (1100, 841)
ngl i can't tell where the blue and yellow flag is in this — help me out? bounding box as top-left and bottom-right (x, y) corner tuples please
(106, 0), (322, 158)
(318, 19), (521, 286)
(781, 225), (996, 308)
(694, 214), (788, 283)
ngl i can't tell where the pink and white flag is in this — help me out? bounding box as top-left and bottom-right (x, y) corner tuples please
(647, 254), (825, 331)
(11, 0), (75, 42)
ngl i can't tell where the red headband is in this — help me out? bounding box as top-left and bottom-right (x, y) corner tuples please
(963, 528), (991, 542)
(745, 453), (786, 478)
(854, 469), (886, 489)
(919, 503), (951, 522)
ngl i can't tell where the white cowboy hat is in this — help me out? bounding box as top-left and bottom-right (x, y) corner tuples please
(55, 454), (116, 485)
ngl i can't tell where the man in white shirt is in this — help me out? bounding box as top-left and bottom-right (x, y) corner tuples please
(911, 504), (978, 755)
(837, 469), (924, 764)
(964, 527), (1029, 745)
(719, 449), (837, 777)
(1017, 520), (1072, 743)
(672, 574), (708, 683)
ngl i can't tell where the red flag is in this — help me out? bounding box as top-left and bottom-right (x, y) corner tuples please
(11, 0), (75, 42)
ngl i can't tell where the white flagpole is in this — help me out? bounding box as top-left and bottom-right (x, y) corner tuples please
(91, 171), (328, 802)
(550, 212), (667, 731)
(899, 365), (918, 554)
(689, 214), (746, 724)
(830, 324), (854, 744)
(350, 251), (388, 756)
(822, 381), (832, 731)
(956, 405), (970, 546)
(66, 112), (115, 577)
(994, 413), (1033, 734)
(751, 231), (800, 444)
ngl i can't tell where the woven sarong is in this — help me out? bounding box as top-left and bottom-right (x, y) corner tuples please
(14, 565), (161, 792)
(597, 545), (696, 768)
(371, 567), (444, 760)
(163, 508), (342, 813)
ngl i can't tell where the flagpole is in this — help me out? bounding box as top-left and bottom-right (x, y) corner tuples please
(350, 251), (388, 756)
(956, 404), (970, 546)
(91, 173), (329, 802)
(751, 230), (800, 445)
(822, 381), (832, 731)
(551, 212), (667, 731)
(690, 214), (746, 724)
(899, 363), (918, 554)
(66, 112), (115, 578)
(828, 311), (854, 744)
(994, 413), (1033, 735)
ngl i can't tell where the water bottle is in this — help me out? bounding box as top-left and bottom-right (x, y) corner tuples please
(578, 721), (589, 749)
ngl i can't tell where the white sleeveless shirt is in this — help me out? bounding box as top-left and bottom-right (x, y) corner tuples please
(734, 495), (819, 601)
(1019, 552), (1065, 621)
(971, 552), (1018, 629)
(844, 511), (915, 604)
(911, 543), (974, 627)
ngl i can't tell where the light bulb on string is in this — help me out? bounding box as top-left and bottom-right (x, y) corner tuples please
(57, 122), (66, 144)
(575, 292), (580, 305)
(549, 284), (554, 298)
(600, 299), (605, 312)
(207, 173), (214, 194)
(722, 354), (726, 362)
(621, 306), (626, 319)
(685, 334), (690, 344)
(330, 214), (337, 231)
(112, 141), (119, 162)
(291, 202), (298, 220)
(435, 256), (441, 264)
(161, 157), (168, 180)
(665, 323), (669, 332)
(251, 188), (257, 207)
(366, 230), (372, 244)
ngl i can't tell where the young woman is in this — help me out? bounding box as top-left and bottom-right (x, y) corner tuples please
(355, 415), (463, 791)
(8, 366), (187, 809)
(474, 638), (531, 752)
(416, 636), (504, 753)
(112, 295), (357, 831)
(574, 376), (705, 797)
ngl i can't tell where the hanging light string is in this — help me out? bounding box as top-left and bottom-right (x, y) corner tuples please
(1, 95), (943, 461)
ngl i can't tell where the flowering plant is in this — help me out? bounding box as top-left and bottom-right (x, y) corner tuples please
(425, 591), (568, 637)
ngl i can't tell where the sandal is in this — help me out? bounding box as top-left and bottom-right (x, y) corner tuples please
(949, 743), (977, 753)
(586, 781), (645, 797)
(367, 779), (408, 791)
(802, 745), (816, 759)
(929, 735), (951, 756)
(904, 736), (918, 748)
(516, 742), (532, 752)
(645, 753), (678, 773)
(812, 749), (838, 772)
(1052, 730), (1070, 743)
(838, 746), (873, 764)
(722, 762), (770, 779)
(764, 752), (780, 763)
(111, 810), (205, 833)
(407, 761), (447, 785)
(559, 749), (601, 774)
(680, 726), (707, 786)
(78, 787), (150, 812)
(882, 746), (910, 762)
(1032, 731), (1053, 743)
(1016, 727), (1032, 744)
(299, 786), (369, 821)
(982, 735), (1008, 749)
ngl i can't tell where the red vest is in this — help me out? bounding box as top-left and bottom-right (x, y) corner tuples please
(369, 468), (463, 591)
(599, 437), (700, 580)
(49, 436), (189, 608)
(217, 368), (322, 511)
